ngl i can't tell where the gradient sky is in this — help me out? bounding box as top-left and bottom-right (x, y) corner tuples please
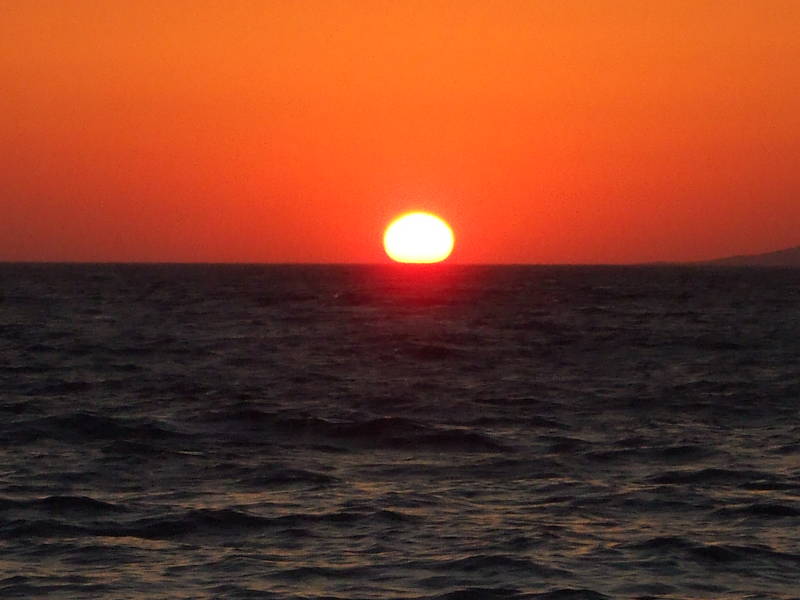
(2, 1), (799, 263)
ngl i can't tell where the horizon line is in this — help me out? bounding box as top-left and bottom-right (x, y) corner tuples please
(0, 259), (786, 268)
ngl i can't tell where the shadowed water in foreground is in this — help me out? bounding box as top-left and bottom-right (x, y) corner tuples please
(1, 264), (799, 599)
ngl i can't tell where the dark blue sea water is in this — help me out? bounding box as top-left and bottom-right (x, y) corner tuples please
(1, 263), (799, 599)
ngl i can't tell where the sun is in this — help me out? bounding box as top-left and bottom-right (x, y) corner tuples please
(383, 212), (455, 263)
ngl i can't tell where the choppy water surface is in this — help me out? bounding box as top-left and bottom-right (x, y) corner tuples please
(1, 264), (799, 599)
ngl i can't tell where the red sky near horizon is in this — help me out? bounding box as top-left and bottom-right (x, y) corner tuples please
(2, 1), (799, 264)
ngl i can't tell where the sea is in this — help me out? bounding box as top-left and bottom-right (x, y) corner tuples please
(1, 263), (799, 600)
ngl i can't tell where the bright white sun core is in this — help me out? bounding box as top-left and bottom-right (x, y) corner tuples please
(383, 212), (455, 264)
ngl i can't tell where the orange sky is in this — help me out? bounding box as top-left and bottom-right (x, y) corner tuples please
(2, 0), (799, 263)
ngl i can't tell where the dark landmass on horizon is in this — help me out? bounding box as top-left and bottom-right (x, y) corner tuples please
(701, 245), (800, 267)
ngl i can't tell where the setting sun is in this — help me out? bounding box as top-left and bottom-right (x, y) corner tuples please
(383, 212), (455, 264)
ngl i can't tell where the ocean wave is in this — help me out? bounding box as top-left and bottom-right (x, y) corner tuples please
(191, 410), (509, 452)
(522, 591), (611, 600)
(236, 468), (339, 488)
(1, 412), (190, 444)
(275, 508), (419, 527)
(0, 507), (422, 542)
(208, 583), (281, 599)
(0, 575), (112, 598)
(0, 495), (127, 515)
(438, 555), (567, 577)
(543, 436), (593, 453)
(649, 467), (778, 485)
(271, 564), (374, 581)
(624, 536), (800, 568)
(423, 589), (611, 600)
(426, 588), (522, 600)
(404, 342), (464, 361)
(714, 502), (800, 518)
(587, 444), (718, 463)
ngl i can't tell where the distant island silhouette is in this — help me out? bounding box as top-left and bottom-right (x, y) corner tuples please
(703, 245), (800, 267)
